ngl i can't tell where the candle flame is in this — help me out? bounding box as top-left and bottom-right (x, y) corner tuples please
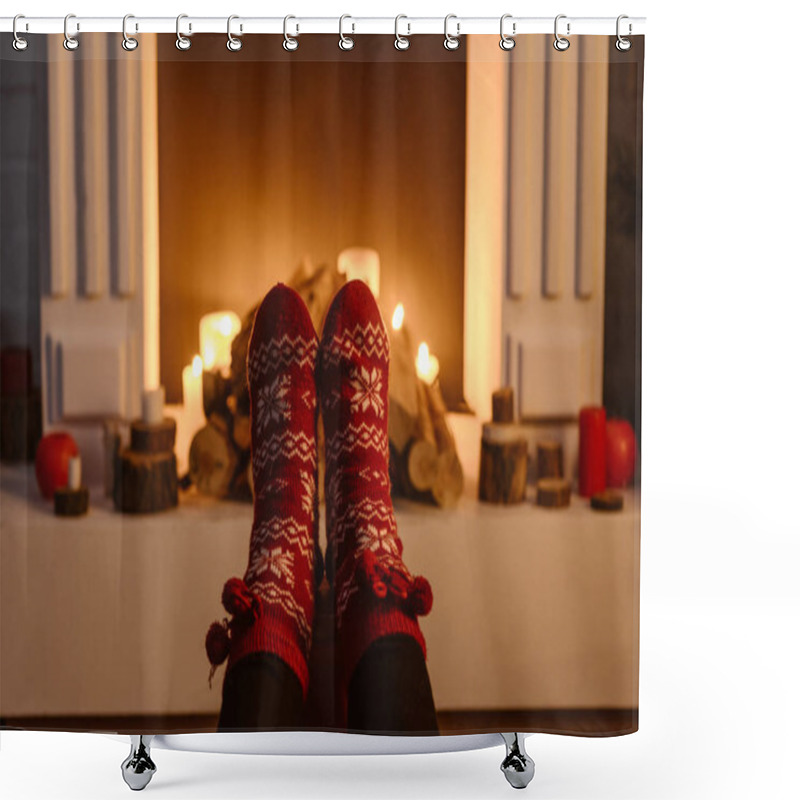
(218, 315), (233, 337)
(416, 342), (440, 385)
(192, 355), (203, 377)
(417, 342), (430, 372)
(392, 303), (405, 331)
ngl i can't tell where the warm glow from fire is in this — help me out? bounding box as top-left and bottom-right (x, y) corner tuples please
(392, 303), (405, 331)
(416, 342), (440, 385)
(200, 311), (242, 372)
(192, 355), (203, 377)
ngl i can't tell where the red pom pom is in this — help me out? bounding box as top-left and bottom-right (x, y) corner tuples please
(406, 576), (433, 617)
(222, 577), (257, 618)
(205, 621), (230, 666)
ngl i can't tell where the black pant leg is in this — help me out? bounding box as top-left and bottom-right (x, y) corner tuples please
(217, 652), (304, 731)
(347, 634), (439, 734)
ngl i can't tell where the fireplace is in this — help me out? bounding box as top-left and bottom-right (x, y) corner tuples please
(0, 32), (642, 727)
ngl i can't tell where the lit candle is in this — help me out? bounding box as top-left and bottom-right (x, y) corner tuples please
(337, 247), (380, 298)
(391, 303), (405, 331)
(199, 311), (242, 374)
(68, 455), (82, 491)
(142, 386), (165, 424)
(415, 342), (440, 386)
(182, 355), (205, 436)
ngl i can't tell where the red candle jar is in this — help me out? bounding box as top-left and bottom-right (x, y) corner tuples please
(579, 406), (606, 498)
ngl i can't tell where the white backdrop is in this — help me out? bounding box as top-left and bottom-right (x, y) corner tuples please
(2, 1), (799, 799)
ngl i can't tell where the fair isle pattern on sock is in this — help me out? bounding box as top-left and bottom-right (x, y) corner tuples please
(205, 284), (319, 697)
(317, 280), (433, 716)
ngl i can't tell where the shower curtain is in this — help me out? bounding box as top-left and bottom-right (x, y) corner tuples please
(0, 26), (643, 738)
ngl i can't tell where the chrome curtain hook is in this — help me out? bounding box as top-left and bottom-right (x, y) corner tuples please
(122, 14), (139, 51)
(339, 14), (355, 51)
(12, 14), (28, 51)
(553, 14), (570, 51)
(176, 13), (192, 50)
(227, 15), (242, 51)
(63, 13), (79, 51)
(499, 14), (516, 50)
(444, 14), (460, 51)
(394, 14), (410, 50)
(616, 14), (632, 51)
(283, 15), (299, 51)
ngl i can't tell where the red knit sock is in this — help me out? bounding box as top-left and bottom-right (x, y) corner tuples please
(317, 280), (433, 721)
(206, 284), (319, 698)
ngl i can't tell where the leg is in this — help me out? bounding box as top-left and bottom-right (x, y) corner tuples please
(348, 634), (438, 734)
(218, 651), (303, 730)
(121, 735), (156, 791)
(317, 280), (434, 728)
(500, 733), (535, 789)
(204, 285), (320, 727)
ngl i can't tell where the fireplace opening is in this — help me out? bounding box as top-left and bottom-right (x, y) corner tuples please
(156, 35), (468, 411)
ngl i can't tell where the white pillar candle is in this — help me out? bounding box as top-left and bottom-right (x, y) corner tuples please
(142, 386), (165, 424)
(199, 311), (242, 374)
(182, 355), (205, 437)
(416, 342), (440, 386)
(68, 456), (82, 490)
(337, 247), (381, 298)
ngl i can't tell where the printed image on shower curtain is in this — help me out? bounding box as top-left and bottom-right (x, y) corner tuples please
(0, 31), (643, 736)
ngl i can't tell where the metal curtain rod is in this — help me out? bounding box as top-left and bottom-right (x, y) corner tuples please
(0, 16), (646, 37)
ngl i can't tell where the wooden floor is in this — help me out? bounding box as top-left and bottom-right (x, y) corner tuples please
(1, 709), (637, 738)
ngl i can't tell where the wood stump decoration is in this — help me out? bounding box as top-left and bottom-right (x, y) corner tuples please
(536, 478), (572, 509)
(536, 439), (564, 480)
(54, 486), (89, 516)
(114, 417), (179, 514)
(478, 387), (528, 505)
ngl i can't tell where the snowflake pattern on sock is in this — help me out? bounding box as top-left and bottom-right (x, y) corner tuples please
(205, 284), (319, 696)
(317, 280), (433, 707)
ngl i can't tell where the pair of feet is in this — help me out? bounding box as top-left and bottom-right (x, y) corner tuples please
(206, 280), (432, 721)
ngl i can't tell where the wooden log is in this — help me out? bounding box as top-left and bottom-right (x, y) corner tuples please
(478, 423), (528, 504)
(536, 439), (564, 479)
(202, 370), (231, 420)
(114, 449), (179, 513)
(433, 447), (465, 509)
(130, 418), (177, 454)
(388, 324), (420, 452)
(406, 438), (439, 493)
(232, 411), (251, 452)
(492, 386), (515, 423)
(536, 478), (571, 509)
(424, 379), (456, 453)
(189, 423), (236, 498)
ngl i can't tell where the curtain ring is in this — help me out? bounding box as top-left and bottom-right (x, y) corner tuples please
(394, 15), (410, 51)
(283, 15), (299, 51)
(339, 14), (355, 51)
(616, 14), (632, 51)
(553, 14), (570, 51)
(499, 14), (515, 51)
(176, 14), (192, 50)
(227, 15), (242, 51)
(443, 14), (460, 51)
(121, 14), (138, 51)
(12, 15), (28, 52)
(63, 13), (79, 51)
